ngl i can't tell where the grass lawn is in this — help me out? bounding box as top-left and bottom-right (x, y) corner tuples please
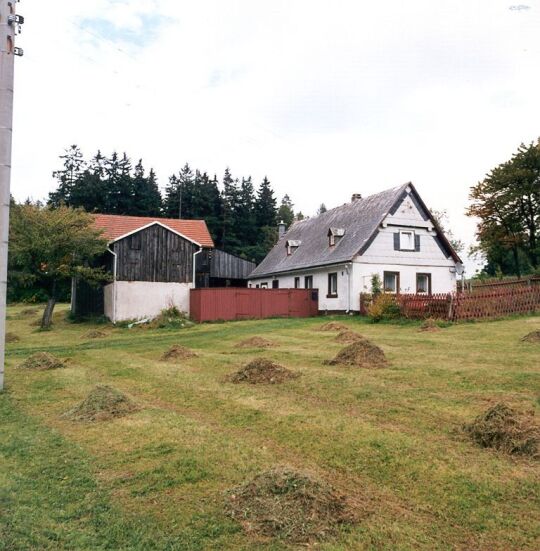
(1, 304), (539, 550)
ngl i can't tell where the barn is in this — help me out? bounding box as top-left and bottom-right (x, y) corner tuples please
(71, 214), (255, 322)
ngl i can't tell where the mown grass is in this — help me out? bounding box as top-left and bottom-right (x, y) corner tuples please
(2, 304), (539, 550)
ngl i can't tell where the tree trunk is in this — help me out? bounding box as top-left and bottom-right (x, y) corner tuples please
(41, 297), (56, 329)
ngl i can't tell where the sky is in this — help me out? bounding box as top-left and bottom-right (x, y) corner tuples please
(10, 1), (540, 273)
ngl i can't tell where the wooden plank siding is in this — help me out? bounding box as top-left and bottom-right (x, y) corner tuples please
(209, 249), (255, 280)
(113, 224), (199, 283)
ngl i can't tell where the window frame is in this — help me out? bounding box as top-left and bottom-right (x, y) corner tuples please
(260, 282), (268, 289)
(272, 280), (279, 289)
(327, 272), (338, 298)
(399, 230), (415, 251)
(294, 276), (300, 289)
(383, 271), (400, 294)
(416, 273), (432, 295)
(304, 275), (313, 289)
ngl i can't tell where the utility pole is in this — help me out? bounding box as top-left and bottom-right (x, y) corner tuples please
(0, 0), (23, 391)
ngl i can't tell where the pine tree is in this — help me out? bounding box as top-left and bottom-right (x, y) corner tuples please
(277, 194), (295, 227)
(221, 168), (242, 252)
(131, 161), (162, 216)
(49, 145), (86, 207)
(163, 163), (194, 219)
(255, 177), (277, 229)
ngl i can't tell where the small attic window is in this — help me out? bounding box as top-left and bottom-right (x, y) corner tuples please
(328, 227), (345, 247)
(286, 239), (301, 256)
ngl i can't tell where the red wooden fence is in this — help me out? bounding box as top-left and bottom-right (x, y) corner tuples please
(190, 288), (319, 322)
(360, 286), (540, 322)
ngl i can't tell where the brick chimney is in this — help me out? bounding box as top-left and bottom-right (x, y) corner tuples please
(351, 193), (362, 202)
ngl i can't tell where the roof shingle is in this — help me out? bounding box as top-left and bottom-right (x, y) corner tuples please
(249, 184), (409, 278)
(92, 214), (214, 247)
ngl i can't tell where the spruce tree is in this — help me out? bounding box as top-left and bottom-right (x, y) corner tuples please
(277, 194), (295, 227)
(255, 177), (277, 229)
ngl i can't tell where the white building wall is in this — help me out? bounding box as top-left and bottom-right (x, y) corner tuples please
(104, 281), (192, 322)
(249, 264), (352, 311)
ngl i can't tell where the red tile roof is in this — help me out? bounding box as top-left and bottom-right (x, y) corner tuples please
(92, 214), (215, 248)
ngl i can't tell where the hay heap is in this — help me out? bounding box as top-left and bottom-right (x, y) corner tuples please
(521, 330), (540, 343)
(226, 358), (300, 385)
(237, 336), (275, 349)
(464, 403), (539, 457)
(334, 331), (366, 344)
(319, 322), (349, 332)
(160, 345), (198, 362)
(20, 307), (39, 317)
(5, 332), (20, 343)
(19, 352), (64, 370)
(82, 330), (108, 339)
(419, 318), (441, 332)
(325, 340), (387, 369)
(225, 467), (353, 544)
(62, 385), (139, 422)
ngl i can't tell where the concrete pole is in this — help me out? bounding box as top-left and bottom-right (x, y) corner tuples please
(0, 0), (17, 391)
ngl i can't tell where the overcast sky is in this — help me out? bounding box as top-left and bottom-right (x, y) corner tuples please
(11, 1), (540, 272)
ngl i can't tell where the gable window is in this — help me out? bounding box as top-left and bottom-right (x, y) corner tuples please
(400, 231), (415, 250)
(383, 271), (400, 294)
(416, 273), (431, 295)
(294, 277), (300, 288)
(304, 275), (313, 289)
(327, 272), (338, 298)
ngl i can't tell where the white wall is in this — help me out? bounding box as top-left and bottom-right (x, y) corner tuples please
(249, 264), (353, 311)
(104, 281), (192, 322)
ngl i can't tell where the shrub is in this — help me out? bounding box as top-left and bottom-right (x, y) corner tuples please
(367, 293), (401, 322)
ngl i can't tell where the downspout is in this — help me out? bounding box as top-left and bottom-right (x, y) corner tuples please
(345, 263), (352, 313)
(107, 246), (117, 324)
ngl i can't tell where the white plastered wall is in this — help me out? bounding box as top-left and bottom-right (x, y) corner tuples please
(249, 264), (352, 311)
(104, 281), (192, 322)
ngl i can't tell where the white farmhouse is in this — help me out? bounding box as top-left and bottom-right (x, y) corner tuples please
(248, 183), (463, 312)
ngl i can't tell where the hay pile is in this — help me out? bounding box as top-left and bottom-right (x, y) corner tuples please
(62, 385), (139, 422)
(226, 358), (300, 385)
(521, 330), (540, 343)
(160, 344), (198, 362)
(225, 467), (353, 544)
(464, 403), (539, 457)
(237, 336), (275, 349)
(325, 340), (387, 369)
(82, 330), (108, 339)
(5, 332), (20, 343)
(319, 322), (349, 332)
(419, 318), (441, 332)
(20, 307), (39, 317)
(19, 352), (64, 370)
(334, 331), (365, 344)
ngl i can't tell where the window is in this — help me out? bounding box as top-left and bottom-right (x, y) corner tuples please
(383, 271), (400, 293)
(261, 282), (268, 289)
(294, 277), (300, 288)
(416, 273), (431, 295)
(328, 228), (345, 247)
(400, 231), (415, 250)
(272, 280), (279, 289)
(304, 275), (313, 289)
(327, 272), (338, 298)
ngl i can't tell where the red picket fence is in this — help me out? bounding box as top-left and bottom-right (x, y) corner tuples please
(458, 275), (540, 293)
(450, 286), (540, 321)
(190, 288), (319, 322)
(360, 286), (540, 321)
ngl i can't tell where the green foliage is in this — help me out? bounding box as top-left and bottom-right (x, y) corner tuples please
(370, 273), (382, 296)
(8, 203), (110, 305)
(278, 194), (295, 227)
(367, 293), (402, 322)
(430, 209), (464, 254)
(467, 140), (540, 276)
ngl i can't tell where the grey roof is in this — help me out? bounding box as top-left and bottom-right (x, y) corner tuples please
(250, 184), (411, 278)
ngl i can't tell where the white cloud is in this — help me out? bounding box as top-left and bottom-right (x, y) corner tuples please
(11, 0), (540, 273)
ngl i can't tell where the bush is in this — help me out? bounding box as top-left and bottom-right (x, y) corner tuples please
(367, 293), (401, 322)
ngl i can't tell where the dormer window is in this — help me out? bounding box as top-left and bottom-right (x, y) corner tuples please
(286, 239), (301, 256)
(328, 228), (345, 247)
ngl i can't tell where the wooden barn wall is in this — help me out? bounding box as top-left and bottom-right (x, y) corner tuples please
(114, 225), (198, 283)
(208, 249), (256, 280)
